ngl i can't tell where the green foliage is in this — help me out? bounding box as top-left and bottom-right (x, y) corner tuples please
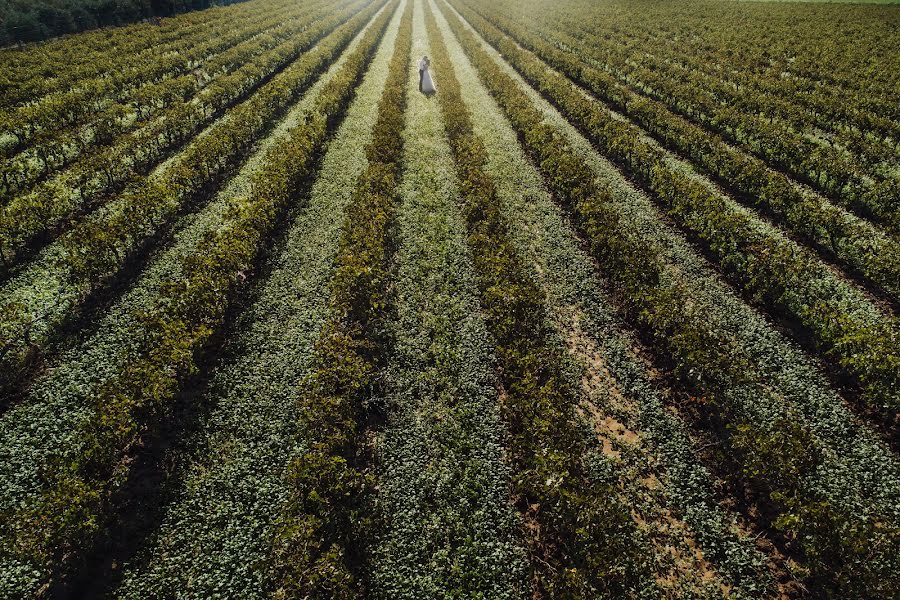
(0, 0), (371, 392)
(0, 0), (247, 46)
(440, 0), (899, 595)
(0, 0), (394, 590)
(271, 4), (410, 595)
(425, 5), (656, 596)
(451, 0), (899, 411)
(0, 0), (896, 596)
(732, 413), (900, 598)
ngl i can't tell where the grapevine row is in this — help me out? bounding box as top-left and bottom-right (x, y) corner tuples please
(572, 29), (900, 182)
(0, 0), (314, 198)
(0, 0), (374, 395)
(450, 0), (899, 412)
(0, 0), (289, 120)
(0, 0), (348, 270)
(0, 2), (267, 152)
(425, 3), (659, 595)
(432, 7), (773, 593)
(501, 8), (900, 231)
(368, 3), (524, 593)
(438, 2), (899, 595)
(0, 12), (216, 108)
(271, 4), (410, 594)
(0, 1), (393, 594)
(556, 0), (900, 140)
(460, 1), (900, 286)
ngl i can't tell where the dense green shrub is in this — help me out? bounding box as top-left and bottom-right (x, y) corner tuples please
(426, 5), (657, 596)
(0, 0), (247, 46)
(271, 3), (411, 595)
(450, 0), (899, 412)
(439, 1), (899, 595)
(0, 0), (393, 592)
(461, 1), (900, 285)
(0, 0), (370, 392)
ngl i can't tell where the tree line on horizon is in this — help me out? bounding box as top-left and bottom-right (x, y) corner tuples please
(0, 0), (248, 47)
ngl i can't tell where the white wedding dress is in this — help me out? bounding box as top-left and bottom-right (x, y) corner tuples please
(421, 67), (435, 94)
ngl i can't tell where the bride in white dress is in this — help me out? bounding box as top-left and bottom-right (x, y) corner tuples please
(418, 55), (435, 95)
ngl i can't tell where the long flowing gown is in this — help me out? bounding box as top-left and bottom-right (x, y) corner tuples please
(421, 67), (435, 94)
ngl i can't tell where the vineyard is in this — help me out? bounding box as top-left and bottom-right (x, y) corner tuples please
(0, 0), (897, 597)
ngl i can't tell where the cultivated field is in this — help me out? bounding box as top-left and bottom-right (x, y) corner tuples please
(0, 0), (898, 597)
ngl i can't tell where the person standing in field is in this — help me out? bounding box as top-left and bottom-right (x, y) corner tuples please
(418, 55), (435, 94)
